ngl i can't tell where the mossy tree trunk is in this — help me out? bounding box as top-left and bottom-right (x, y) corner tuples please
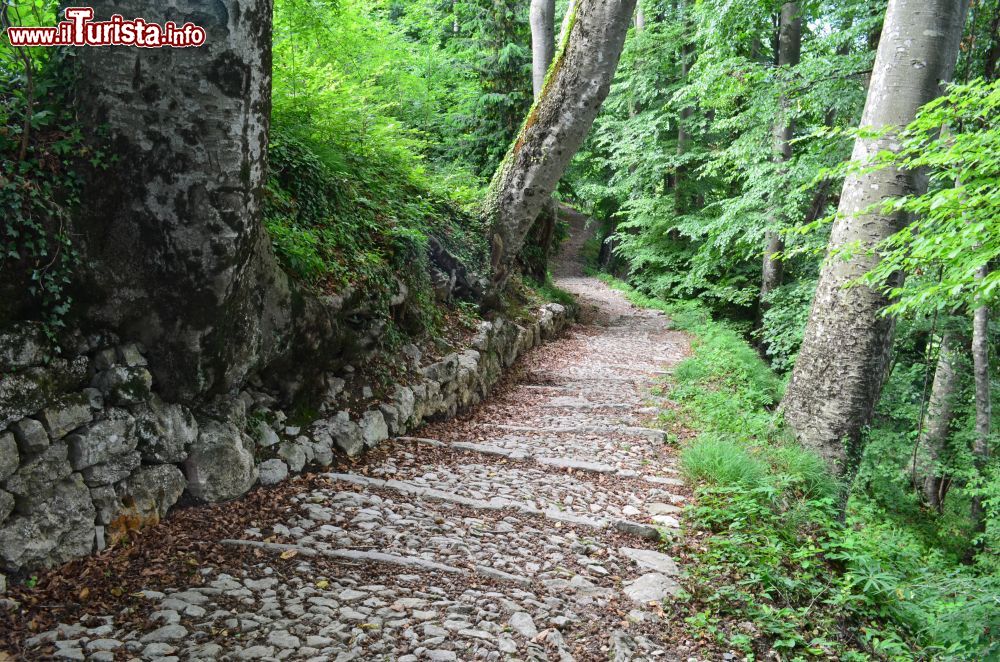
(70, 0), (338, 403)
(483, 0), (638, 297)
(779, 0), (968, 477)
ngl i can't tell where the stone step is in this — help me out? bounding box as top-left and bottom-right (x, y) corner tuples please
(479, 423), (667, 442)
(395, 436), (680, 483)
(323, 472), (674, 541)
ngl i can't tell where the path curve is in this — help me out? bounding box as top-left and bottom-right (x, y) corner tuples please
(17, 211), (698, 661)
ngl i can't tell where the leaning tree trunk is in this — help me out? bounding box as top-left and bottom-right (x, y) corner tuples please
(915, 332), (961, 511)
(758, 3), (801, 325)
(71, 0), (336, 403)
(970, 265), (992, 534)
(484, 0), (639, 296)
(779, 0), (968, 476)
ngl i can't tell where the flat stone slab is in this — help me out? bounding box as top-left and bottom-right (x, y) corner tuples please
(623, 572), (681, 604)
(619, 547), (680, 575)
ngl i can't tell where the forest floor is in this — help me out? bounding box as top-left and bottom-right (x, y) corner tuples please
(2, 214), (720, 661)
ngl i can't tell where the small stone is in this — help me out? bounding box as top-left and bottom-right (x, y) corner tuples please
(53, 648), (85, 661)
(10, 418), (49, 454)
(277, 442), (307, 473)
(257, 424), (280, 448)
(86, 639), (123, 652)
(509, 612), (537, 638)
(258, 459), (289, 486)
(39, 396), (93, 440)
(140, 624), (187, 643)
(91, 366), (153, 405)
(267, 630), (301, 648)
(621, 505), (641, 517)
(359, 410), (388, 449)
(239, 645), (275, 659)
(426, 651), (457, 661)
(141, 642), (177, 659)
(328, 411), (364, 458)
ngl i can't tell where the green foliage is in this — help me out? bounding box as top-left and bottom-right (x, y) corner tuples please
(681, 435), (766, 487)
(1, 2), (85, 337)
(605, 276), (999, 660)
(860, 79), (1000, 316)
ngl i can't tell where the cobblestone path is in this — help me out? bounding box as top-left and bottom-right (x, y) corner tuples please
(22, 213), (699, 661)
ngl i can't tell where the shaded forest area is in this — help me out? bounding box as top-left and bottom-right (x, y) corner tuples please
(1, 0), (998, 659)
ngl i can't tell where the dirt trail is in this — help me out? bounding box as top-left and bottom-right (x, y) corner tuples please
(13, 210), (700, 661)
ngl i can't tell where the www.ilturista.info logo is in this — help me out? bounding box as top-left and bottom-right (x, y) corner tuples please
(5, 7), (206, 48)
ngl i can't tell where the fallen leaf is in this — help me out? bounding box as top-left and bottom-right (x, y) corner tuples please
(280, 549), (298, 560)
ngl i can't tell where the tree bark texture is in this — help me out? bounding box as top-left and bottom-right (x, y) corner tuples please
(780, 0), (968, 474)
(916, 332), (961, 511)
(971, 265), (992, 531)
(673, 0), (694, 211)
(759, 3), (801, 314)
(71, 0), (337, 403)
(530, 0), (556, 99)
(484, 0), (638, 295)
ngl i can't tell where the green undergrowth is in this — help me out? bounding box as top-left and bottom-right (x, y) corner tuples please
(599, 275), (999, 661)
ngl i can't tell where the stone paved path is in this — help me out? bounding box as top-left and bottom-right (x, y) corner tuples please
(21, 212), (699, 661)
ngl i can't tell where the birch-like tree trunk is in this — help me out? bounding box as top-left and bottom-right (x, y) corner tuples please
(759, 3), (801, 317)
(916, 332), (961, 511)
(484, 0), (638, 296)
(530, 0), (556, 99)
(970, 265), (992, 532)
(780, 0), (969, 475)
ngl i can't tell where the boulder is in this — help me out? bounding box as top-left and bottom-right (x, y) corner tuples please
(277, 442), (307, 473)
(183, 421), (257, 502)
(9, 418), (48, 454)
(117, 465), (186, 523)
(255, 423), (280, 448)
(81, 451), (141, 487)
(133, 396), (198, 463)
(0, 357), (89, 430)
(91, 366), (153, 406)
(393, 386), (415, 425)
(66, 408), (137, 470)
(39, 393), (93, 440)
(258, 459), (288, 486)
(307, 438), (334, 467)
(0, 433), (18, 482)
(0, 473), (96, 570)
(4, 442), (73, 507)
(360, 410), (388, 449)
(328, 411), (364, 459)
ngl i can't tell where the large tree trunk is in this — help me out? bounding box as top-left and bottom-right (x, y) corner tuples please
(758, 3), (801, 321)
(915, 332), (961, 511)
(970, 265), (992, 534)
(71, 0), (336, 403)
(484, 0), (639, 296)
(530, 0), (556, 99)
(780, 0), (968, 476)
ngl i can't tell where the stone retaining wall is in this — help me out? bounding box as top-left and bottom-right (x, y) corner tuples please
(0, 304), (571, 579)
